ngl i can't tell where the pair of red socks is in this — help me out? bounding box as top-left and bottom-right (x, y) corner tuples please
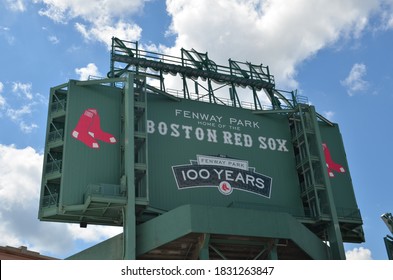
(71, 109), (116, 149)
(323, 143), (345, 177)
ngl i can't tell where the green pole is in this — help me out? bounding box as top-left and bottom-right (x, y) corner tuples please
(123, 73), (136, 259)
(310, 105), (345, 259)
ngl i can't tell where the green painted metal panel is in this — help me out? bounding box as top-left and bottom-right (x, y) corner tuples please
(39, 80), (124, 225)
(67, 204), (329, 260)
(61, 81), (122, 206)
(319, 122), (362, 220)
(136, 204), (328, 259)
(146, 93), (304, 216)
(39, 77), (363, 260)
(67, 234), (123, 260)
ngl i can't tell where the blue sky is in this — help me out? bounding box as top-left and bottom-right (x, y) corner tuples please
(0, 0), (392, 260)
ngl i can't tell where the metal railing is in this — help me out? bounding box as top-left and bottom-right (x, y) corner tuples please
(45, 160), (62, 174)
(42, 193), (58, 207)
(48, 129), (64, 143)
(51, 99), (66, 113)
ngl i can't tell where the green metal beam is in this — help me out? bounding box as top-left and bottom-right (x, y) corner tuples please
(51, 82), (69, 91)
(252, 109), (295, 115)
(316, 112), (334, 127)
(199, 234), (210, 260)
(75, 77), (126, 86)
(66, 234), (123, 260)
(209, 244), (227, 260)
(143, 83), (181, 102)
(136, 204), (329, 259)
(112, 54), (275, 90)
(384, 235), (393, 260)
(123, 73), (136, 259)
(309, 106), (345, 259)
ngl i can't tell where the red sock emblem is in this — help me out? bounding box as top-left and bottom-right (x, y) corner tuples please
(71, 109), (117, 149)
(323, 143), (345, 177)
(87, 109), (117, 144)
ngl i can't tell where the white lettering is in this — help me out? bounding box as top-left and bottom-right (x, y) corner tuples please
(170, 123), (180, 137)
(158, 122), (167, 135)
(182, 125), (193, 139)
(195, 127), (204, 141)
(147, 120), (155, 133)
(225, 170), (234, 181)
(246, 174), (255, 186)
(199, 169), (210, 179)
(187, 169), (198, 180)
(175, 109), (182, 116)
(147, 120), (288, 153)
(276, 139), (289, 152)
(235, 172), (245, 184)
(207, 129), (217, 143)
(268, 138), (276, 150)
(184, 111), (191, 118)
(234, 133), (243, 146)
(244, 134), (253, 147)
(229, 118), (259, 128)
(223, 131), (232, 144)
(255, 177), (265, 189)
(214, 169), (224, 180)
(258, 136), (267, 149)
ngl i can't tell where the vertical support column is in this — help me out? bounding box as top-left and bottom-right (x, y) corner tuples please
(268, 240), (278, 260)
(310, 106), (345, 260)
(383, 235), (393, 260)
(123, 73), (136, 259)
(199, 234), (210, 260)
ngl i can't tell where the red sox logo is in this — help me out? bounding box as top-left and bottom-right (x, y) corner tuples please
(71, 108), (117, 149)
(323, 143), (345, 178)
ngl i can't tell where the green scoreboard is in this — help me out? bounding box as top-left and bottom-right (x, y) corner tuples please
(38, 38), (364, 259)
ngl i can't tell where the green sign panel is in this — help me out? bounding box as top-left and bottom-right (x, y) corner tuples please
(319, 123), (361, 216)
(146, 94), (304, 215)
(40, 80), (361, 229)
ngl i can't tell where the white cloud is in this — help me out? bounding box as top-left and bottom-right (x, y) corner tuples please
(7, 104), (33, 122)
(376, 0), (393, 30)
(75, 63), (101, 80)
(346, 247), (373, 260)
(164, 0), (379, 89)
(67, 224), (122, 244)
(323, 111), (335, 120)
(34, 0), (383, 88)
(35, 0), (145, 23)
(4, 0), (26, 12)
(0, 144), (122, 258)
(0, 145), (42, 209)
(75, 21), (141, 49)
(19, 121), (39, 134)
(12, 82), (33, 100)
(0, 95), (5, 109)
(0, 82), (5, 109)
(35, 0), (146, 47)
(0, 26), (15, 45)
(0, 144), (71, 255)
(6, 104), (40, 134)
(341, 63), (369, 96)
(0, 82), (46, 133)
(48, 35), (59, 44)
